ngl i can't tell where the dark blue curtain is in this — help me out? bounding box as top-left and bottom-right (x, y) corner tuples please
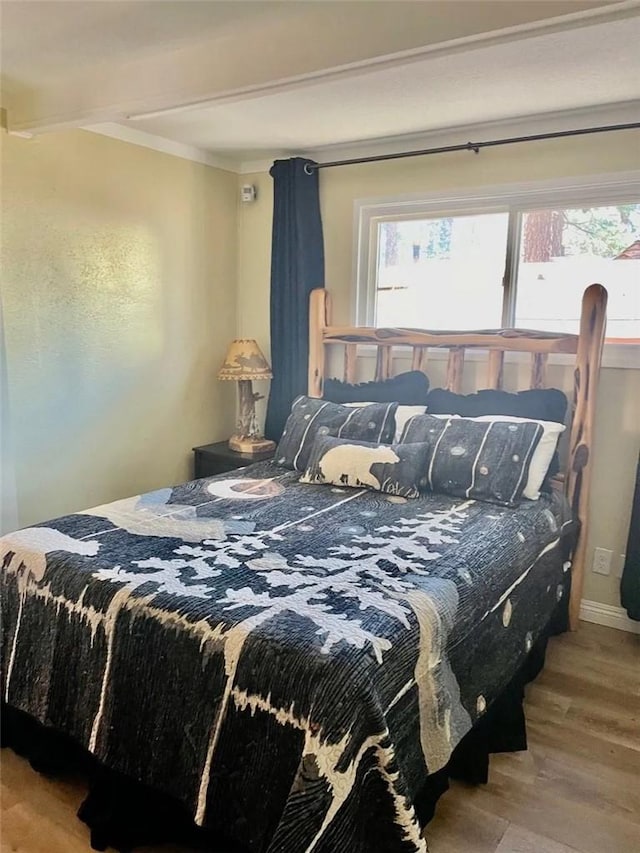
(621, 452), (640, 621)
(265, 158), (325, 441)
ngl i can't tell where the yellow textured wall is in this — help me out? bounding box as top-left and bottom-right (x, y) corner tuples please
(1, 129), (238, 526)
(238, 131), (640, 608)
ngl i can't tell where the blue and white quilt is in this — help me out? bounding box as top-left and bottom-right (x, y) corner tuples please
(0, 461), (572, 853)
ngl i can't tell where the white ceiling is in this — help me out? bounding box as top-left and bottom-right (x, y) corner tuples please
(1, 1), (289, 84)
(2, 0), (639, 170)
(128, 17), (640, 161)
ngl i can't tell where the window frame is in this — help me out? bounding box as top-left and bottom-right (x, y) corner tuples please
(354, 171), (640, 369)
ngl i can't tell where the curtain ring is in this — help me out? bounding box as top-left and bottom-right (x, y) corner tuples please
(304, 163), (315, 175)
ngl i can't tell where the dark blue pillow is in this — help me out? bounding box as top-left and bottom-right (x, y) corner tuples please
(425, 388), (567, 423)
(300, 435), (430, 498)
(275, 397), (398, 471)
(425, 387), (568, 483)
(400, 413), (543, 506)
(323, 370), (430, 405)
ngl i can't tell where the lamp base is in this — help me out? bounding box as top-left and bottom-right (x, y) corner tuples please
(228, 435), (276, 455)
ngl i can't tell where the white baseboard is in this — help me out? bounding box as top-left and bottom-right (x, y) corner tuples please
(580, 599), (640, 634)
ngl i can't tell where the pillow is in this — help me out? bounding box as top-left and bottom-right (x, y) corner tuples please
(300, 435), (430, 498)
(400, 413), (543, 507)
(275, 396), (398, 472)
(424, 387), (568, 481)
(323, 370), (430, 404)
(468, 415), (564, 500)
(425, 387), (567, 423)
(344, 403), (427, 443)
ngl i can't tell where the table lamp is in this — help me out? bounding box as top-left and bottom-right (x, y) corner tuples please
(218, 339), (276, 454)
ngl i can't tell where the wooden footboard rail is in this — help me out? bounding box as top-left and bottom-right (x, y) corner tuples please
(309, 284), (608, 630)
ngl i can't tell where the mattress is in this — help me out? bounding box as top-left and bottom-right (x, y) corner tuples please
(0, 461), (573, 853)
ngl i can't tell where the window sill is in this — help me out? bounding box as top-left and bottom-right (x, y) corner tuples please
(600, 343), (640, 370)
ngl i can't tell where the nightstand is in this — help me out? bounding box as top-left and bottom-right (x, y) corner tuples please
(193, 441), (275, 479)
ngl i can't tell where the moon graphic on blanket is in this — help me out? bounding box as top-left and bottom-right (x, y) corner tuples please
(206, 478), (285, 500)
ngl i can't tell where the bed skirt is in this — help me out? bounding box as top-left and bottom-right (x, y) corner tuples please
(1, 600), (567, 853)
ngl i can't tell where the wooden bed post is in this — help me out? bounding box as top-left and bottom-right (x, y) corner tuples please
(566, 284), (608, 631)
(309, 288), (331, 398)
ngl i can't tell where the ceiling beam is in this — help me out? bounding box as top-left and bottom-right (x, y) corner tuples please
(4, 1), (638, 135)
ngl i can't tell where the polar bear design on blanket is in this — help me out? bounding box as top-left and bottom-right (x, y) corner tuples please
(0, 528), (101, 583)
(313, 443), (400, 490)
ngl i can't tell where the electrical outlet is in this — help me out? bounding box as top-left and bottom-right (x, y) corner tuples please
(592, 547), (613, 575)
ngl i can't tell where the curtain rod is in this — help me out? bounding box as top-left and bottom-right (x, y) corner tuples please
(303, 122), (640, 173)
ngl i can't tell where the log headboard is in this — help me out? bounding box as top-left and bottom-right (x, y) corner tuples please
(308, 284), (608, 631)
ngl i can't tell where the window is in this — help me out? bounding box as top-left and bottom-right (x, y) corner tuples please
(515, 206), (640, 340)
(376, 213), (509, 329)
(356, 173), (640, 365)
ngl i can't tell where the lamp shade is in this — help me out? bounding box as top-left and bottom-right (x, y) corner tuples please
(218, 339), (273, 381)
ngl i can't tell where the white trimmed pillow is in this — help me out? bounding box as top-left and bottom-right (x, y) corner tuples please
(344, 403), (427, 443)
(275, 396), (398, 472)
(399, 413), (544, 507)
(467, 415), (565, 500)
(426, 413), (564, 500)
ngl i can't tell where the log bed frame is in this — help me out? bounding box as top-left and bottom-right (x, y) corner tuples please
(308, 284), (608, 631)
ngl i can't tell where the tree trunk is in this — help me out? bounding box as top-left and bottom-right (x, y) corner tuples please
(523, 210), (563, 262)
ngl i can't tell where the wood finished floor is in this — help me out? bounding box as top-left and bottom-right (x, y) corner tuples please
(1, 621), (638, 853)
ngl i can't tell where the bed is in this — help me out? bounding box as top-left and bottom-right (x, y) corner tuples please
(1, 284), (607, 853)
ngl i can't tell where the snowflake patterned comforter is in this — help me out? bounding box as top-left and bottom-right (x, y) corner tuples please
(0, 461), (573, 853)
